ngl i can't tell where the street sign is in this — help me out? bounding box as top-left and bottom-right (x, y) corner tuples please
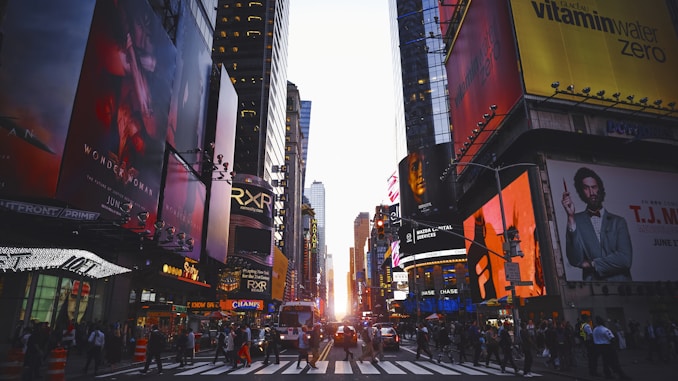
(504, 262), (521, 282)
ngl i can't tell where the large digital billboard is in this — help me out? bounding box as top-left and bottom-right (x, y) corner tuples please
(56, 0), (176, 223)
(446, 0), (523, 165)
(511, 0), (678, 114)
(225, 174), (274, 299)
(547, 160), (678, 282)
(161, 152), (206, 261)
(463, 172), (547, 303)
(0, 1), (95, 199)
(205, 69), (238, 263)
(166, 1), (211, 159)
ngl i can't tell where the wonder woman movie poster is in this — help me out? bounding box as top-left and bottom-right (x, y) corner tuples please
(161, 152), (205, 261)
(56, 0), (176, 224)
(463, 172), (547, 303)
(0, 1), (95, 199)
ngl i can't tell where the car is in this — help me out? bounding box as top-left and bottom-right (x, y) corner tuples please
(380, 327), (400, 351)
(334, 325), (358, 347)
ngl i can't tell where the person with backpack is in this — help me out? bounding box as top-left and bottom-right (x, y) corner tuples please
(499, 324), (518, 374)
(296, 325), (310, 369)
(213, 328), (228, 364)
(83, 325), (105, 376)
(263, 324), (280, 365)
(141, 325), (164, 375)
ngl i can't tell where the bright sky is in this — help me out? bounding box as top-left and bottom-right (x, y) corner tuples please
(287, 1), (398, 319)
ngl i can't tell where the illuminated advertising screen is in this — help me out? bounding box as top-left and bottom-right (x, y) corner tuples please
(511, 0), (678, 114)
(56, 0), (176, 223)
(0, 1), (95, 199)
(446, 0), (522, 165)
(161, 152), (206, 261)
(547, 160), (678, 282)
(206, 69), (237, 263)
(226, 174), (274, 299)
(463, 172), (547, 303)
(398, 144), (455, 220)
(271, 247), (289, 301)
(166, 1), (211, 158)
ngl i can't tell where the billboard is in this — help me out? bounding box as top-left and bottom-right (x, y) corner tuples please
(166, 1), (211, 159)
(206, 69), (237, 263)
(462, 172), (547, 303)
(0, 1), (95, 199)
(446, 0), (523, 165)
(161, 152), (206, 261)
(547, 160), (678, 282)
(398, 144), (455, 220)
(56, 0), (176, 223)
(511, 0), (678, 114)
(225, 174), (274, 299)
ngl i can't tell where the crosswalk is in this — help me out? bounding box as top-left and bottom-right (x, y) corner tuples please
(94, 359), (541, 377)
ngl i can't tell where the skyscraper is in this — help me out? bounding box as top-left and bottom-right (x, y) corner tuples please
(212, 0), (290, 244)
(305, 181), (326, 304)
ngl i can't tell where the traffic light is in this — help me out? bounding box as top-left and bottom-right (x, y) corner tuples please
(376, 219), (385, 240)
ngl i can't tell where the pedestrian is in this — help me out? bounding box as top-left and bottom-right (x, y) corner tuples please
(342, 324), (354, 361)
(175, 328), (188, 367)
(372, 325), (384, 362)
(581, 314), (598, 376)
(186, 328), (195, 365)
(520, 321), (535, 376)
(358, 322), (376, 363)
(308, 323), (321, 368)
(22, 327), (43, 381)
(232, 324), (244, 369)
(593, 316), (631, 380)
(83, 325), (105, 376)
(484, 326), (501, 368)
(296, 325), (310, 369)
(244, 323), (253, 365)
(499, 324), (518, 375)
(239, 323), (252, 367)
(415, 322), (434, 362)
(468, 320), (482, 366)
(140, 325), (165, 375)
(263, 324), (280, 365)
(213, 328), (228, 364)
(225, 324), (236, 366)
(456, 323), (469, 363)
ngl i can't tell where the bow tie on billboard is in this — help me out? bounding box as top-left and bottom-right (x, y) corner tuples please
(587, 209), (601, 217)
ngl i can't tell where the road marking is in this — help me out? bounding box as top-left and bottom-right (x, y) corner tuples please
(255, 361), (291, 374)
(398, 361), (433, 375)
(355, 361), (380, 374)
(375, 361), (406, 374)
(334, 360), (353, 374)
(416, 361), (462, 375)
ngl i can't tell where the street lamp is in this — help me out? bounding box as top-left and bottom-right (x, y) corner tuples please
(444, 160), (537, 339)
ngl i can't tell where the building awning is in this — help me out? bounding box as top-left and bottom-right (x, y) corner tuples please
(0, 246), (131, 278)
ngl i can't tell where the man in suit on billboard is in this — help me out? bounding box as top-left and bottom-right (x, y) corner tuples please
(561, 167), (632, 281)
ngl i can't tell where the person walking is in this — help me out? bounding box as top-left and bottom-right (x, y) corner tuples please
(83, 325), (105, 376)
(372, 325), (384, 362)
(415, 322), (434, 362)
(358, 322), (376, 363)
(232, 324), (244, 370)
(308, 324), (321, 368)
(237, 323), (252, 367)
(468, 320), (483, 366)
(225, 324), (236, 366)
(244, 323), (253, 366)
(581, 314), (598, 376)
(263, 324), (280, 365)
(175, 328), (188, 367)
(593, 316), (631, 380)
(296, 325), (310, 369)
(342, 324), (354, 361)
(520, 321), (535, 376)
(499, 325), (518, 375)
(213, 328), (228, 364)
(140, 325), (164, 375)
(186, 328), (195, 365)
(484, 326), (501, 368)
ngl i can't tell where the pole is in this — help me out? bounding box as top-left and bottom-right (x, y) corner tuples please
(494, 168), (521, 340)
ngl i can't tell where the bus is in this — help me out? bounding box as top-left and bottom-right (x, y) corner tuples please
(275, 301), (320, 345)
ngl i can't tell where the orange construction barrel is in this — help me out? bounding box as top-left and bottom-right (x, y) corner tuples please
(134, 338), (148, 363)
(46, 347), (67, 381)
(0, 348), (24, 381)
(194, 333), (202, 352)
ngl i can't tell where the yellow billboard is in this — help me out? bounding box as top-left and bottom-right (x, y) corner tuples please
(271, 246), (289, 301)
(511, 0), (678, 113)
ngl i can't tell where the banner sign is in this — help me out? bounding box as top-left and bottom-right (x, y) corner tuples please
(0, 247), (131, 278)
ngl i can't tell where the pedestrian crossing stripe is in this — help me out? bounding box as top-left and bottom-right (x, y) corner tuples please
(94, 360), (541, 377)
